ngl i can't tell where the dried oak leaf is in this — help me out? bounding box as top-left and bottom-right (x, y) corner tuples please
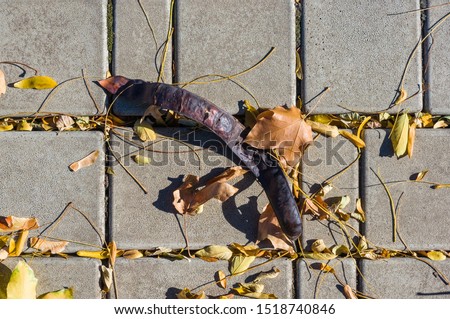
(244, 106), (313, 165)
(257, 204), (293, 252)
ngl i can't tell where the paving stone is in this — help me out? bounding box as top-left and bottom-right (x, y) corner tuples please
(113, 0), (172, 116)
(297, 258), (356, 299)
(0, 0), (107, 115)
(360, 258), (450, 298)
(175, 0), (296, 115)
(0, 257), (102, 299)
(362, 129), (450, 250)
(301, 132), (359, 251)
(302, 1), (422, 114)
(0, 132), (105, 253)
(425, 1), (450, 114)
(109, 128), (268, 249)
(112, 257), (293, 298)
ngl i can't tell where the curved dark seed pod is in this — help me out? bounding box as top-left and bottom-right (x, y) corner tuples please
(112, 78), (302, 240)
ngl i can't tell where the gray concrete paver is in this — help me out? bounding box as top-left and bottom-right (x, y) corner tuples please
(175, 0), (296, 115)
(113, 257), (293, 299)
(0, 257), (102, 299)
(302, 0), (422, 114)
(362, 129), (450, 250)
(360, 258), (450, 298)
(109, 128), (268, 249)
(0, 132), (105, 253)
(0, 0), (108, 115)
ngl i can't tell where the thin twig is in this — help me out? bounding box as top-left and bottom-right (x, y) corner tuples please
(0, 61), (39, 75)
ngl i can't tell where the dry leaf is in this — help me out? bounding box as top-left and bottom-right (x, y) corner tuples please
(257, 204), (293, 251)
(97, 75), (130, 94)
(433, 120), (448, 129)
(134, 119), (157, 142)
(16, 120), (33, 131)
(9, 230), (29, 257)
(172, 175), (200, 215)
(194, 245), (233, 260)
(310, 262), (335, 274)
(343, 285), (357, 299)
(0, 69), (6, 96)
(407, 122), (416, 158)
(216, 293), (235, 299)
(13, 75), (58, 90)
(176, 288), (206, 299)
(229, 243), (263, 257)
(394, 88), (407, 105)
(123, 250), (144, 259)
(69, 150), (100, 172)
(232, 283), (277, 299)
(141, 105), (165, 126)
(253, 267), (281, 283)
(0, 216), (39, 232)
(0, 248), (8, 261)
(331, 244), (350, 256)
(311, 239), (327, 253)
(29, 237), (68, 254)
(302, 252), (337, 260)
(351, 198), (366, 222)
(216, 270), (227, 289)
(131, 154), (151, 165)
(244, 106), (313, 164)
(411, 170), (428, 181)
(391, 112), (409, 158)
(229, 255), (256, 274)
(76, 249), (109, 259)
(56, 115), (75, 131)
(426, 251), (446, 261)
(101, 265), (113, 293)
(431, 183), (450, 189)
(301, 197), (329, 220)
(306, 119), (339, 137)
(0, 122), (14, 131)
(204, 166), (247, 185)
(339, 130), (365, 148)
(7, 260), (38, 299)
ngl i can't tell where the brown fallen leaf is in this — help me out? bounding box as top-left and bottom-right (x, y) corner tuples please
(55, 115), (75, 131)
(343, 285), (358, 299)
(244, 106), (313, 165)
(204, 166), (247, 185)
(172, 175), (200, 215)
(123, 249), (144, 259)
(0, 216), (39, 232)
(69, 150), (100, 172)
(216, 270), (227, 289)
(176, 288), (206, 299)
(257, 204), (293, 251)
(97, 75), (130, 95)
(29, 237), (68, 254)
(0, 69), (6, 96)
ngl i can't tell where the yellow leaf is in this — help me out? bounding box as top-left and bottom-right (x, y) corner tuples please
(339, 130), (365, 149)
(123, 250), (144, 259)
(9, 230), (29, 257)
(134, 119), (156, 142)
(194, 245), (233, 260)
(131, 154), (151, 165)
(394, 88), (407, 105)
(244, 100), (259, 128)
(0, 122), (14, 131)
(390, 112), (409, 158)
(420, 113), (434, 127)
(357, 116), (372, 139)
(426, 251), (446, 261)
(408, 122), (416, 158)
(309, 114), (334, 125)
(38, 288), (73, 299)
(303, 252), (337, 260)
(433, 120), (448, 129)
(16, 120), (33, 131)
(351, 198), (366, 222)
(29, 237), (68, 254)
(13, 76), (58, 90)
(310, 262), (335, 274)
(176, 288), (206, 299)
(411, 170), (428, 181)
(76, 249), (109, 259)
(0, 216), (39, 232)
(232, 283), (277, 299)
(306, 119), (339, 137)
(431, 183), (450, 189)
(229, 255), (256, 274)
(331, 245), (350, 256)
(253, 267), (281, 282)
(7, 260), (38, 299)
(69, 150), (100, 172)
(216, 270), (227, 289)
(311, 239), (327, 253)
(0, 69), (6, 95)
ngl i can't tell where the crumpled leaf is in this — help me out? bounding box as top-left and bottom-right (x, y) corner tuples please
(426, 251), (446, 261)
(216, 270), (227, 289)
(173, 168), (242, 216)
(101, 265), (113, 293)
(38, 288), (73, 299)
(69, 150), (100, 172)
(351, 198), (366, 222)
(311, 239), (327, 253)
(9, 230), (29, 257)
(229, 243), (263, 257)
(7, 260), (38, 299)
(0, 216), (39, 232)
(391, 112), (409, 158)
(13, 75), (58, 90)
(97, 75), (130, 94)
(134, 119), (157, 142)
(232, 283), (277, 299)
(0, 122), (14, 131)
(131, 154), (151, 165)
(229, 255), (256, 275)
(0, 69), (6, 96)
(176, 288), (206, 299)
(55, 115), (75, 131)
(343, 285), (357, 299)
(253, 267), (280, 283)
(29, 237), (68, 254)
(257, 204), (293, 251)
(16, 120), (33, 131)
(331, 245), (350, 256)
(301, 197), (329, 220)
(194, 245), (233, 260)
(244, 106), (313, 165)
